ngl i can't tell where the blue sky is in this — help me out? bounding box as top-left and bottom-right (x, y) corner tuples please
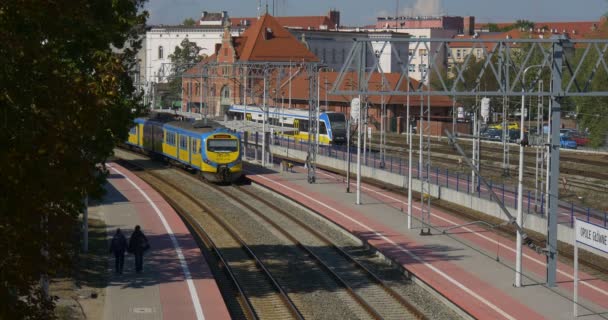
(145, 0), (608, 26)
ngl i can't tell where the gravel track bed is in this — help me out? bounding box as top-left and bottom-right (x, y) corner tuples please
(226, 185), (419, 320)
(244, 183), (464, 320)
(158, 169), (365, 320)
(114, 149), (460, 318)
(137, 171), (294, 319)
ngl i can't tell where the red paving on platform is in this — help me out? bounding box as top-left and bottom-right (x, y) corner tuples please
(309, 168), (608, 311)
(248, 172), (546, 320)
(106, 162), (230, 320)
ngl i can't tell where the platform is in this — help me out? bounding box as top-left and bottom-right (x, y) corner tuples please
(89, 162), (230, 320)
(245, 161), (608, 320)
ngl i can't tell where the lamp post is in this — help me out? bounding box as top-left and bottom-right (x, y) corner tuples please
(515, 64), (543, 287)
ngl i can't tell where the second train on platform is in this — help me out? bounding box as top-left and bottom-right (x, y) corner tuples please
(227, 105), (347, 145)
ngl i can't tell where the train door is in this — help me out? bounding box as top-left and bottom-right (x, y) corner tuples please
(191, 138), (201, 167)
(179, 134), (189, 162)
(293, 119), (300, 141)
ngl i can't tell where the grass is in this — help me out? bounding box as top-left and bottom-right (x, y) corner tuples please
(52, 217), (109, 320)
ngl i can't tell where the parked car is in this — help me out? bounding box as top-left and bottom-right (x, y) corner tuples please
(560, 136), (577, 149)
(560, 128), (577, 137)
(570, 133), (590, 146)
(481, 128), (502, 141)
(508, 130), (529, 144)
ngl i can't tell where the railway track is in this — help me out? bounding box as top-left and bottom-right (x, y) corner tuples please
(216, 185), (427, 320)
(114, 149), (458, 319)
(117, 159), (302, 320)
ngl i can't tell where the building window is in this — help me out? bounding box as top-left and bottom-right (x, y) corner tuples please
(408, 64), (416, 73)
(221, 85), (230, 99)
(476, 49), (482, 57)
(418, 64), (427, 72)
(456, 49), (461, 59)
(158, 46), (164, 59)
(419, 49), (428, 56)
(409, 49), (415, 57)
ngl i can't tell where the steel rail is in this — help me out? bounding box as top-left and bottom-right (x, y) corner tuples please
(116, 158), (304, 320)
(236, 186), (428, 320)
(212, 185), (385, 320)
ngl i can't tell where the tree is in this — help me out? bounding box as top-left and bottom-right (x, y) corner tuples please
(504, 19), (535, 31)
(161, 39), (204, 108)
(487, 23), (501, 32)
(182, 18), (196, 26)
(0, 1), (147, 318)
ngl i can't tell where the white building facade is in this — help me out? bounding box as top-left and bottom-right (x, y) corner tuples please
(144, 25), (241, 84)
(291, 29), (411, 74)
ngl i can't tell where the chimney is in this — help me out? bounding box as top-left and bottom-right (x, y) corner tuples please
(463, 16), (475, 36)
(329, 9), (340, 28)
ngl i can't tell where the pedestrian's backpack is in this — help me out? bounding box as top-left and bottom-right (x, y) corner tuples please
(111, 235), (123, 250)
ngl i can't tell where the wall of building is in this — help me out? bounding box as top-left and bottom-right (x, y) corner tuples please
(144, 27), (241, 85)
(289, 30), (410, 73)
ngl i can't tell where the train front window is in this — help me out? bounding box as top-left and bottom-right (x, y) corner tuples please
(327, 113), (346, 130)
(207, 139), (238, 152)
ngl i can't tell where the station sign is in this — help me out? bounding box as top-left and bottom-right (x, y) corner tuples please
(575, 219), (608, 253)
(350, 98), (360, 121)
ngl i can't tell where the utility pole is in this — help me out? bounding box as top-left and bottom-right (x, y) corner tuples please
(407, 94), (412, 229)
(546, 36), (568, 287)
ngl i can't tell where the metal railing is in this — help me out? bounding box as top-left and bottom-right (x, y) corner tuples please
(240, 132), (607, 228)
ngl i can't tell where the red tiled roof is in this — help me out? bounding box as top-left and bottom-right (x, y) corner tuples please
(231, 15), (332, 30)
(235, 14), (318, 62)
(475, 20), (605, 40)
(285, 71), (454, 107)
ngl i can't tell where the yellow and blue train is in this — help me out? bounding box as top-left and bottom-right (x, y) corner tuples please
(126, 114), (242, 183)
(227, 105), (347, 145)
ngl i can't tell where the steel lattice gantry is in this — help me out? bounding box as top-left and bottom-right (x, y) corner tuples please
(179, 60), (322, 181)
(330, 36), (608, 288)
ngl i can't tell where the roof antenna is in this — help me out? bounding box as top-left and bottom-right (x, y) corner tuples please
(257, 0), (261, 19)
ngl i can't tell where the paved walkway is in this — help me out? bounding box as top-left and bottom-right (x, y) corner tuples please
(246, 162), (608, 320)
(89, 162), (230, 320)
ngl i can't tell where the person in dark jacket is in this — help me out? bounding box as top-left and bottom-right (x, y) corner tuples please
(128, 225), (149, 273)
(109, 228), (127, 274)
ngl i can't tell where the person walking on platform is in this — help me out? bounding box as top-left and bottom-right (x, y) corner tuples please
(109, 228), (127, 274)
(128, 225), (150, 273)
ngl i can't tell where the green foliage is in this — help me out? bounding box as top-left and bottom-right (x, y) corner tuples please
(503, 19), (535, 31)
(486, 23), (501, 32)
(182, 18), (196, 26)
(570, 46), (608, 147)
(0, 1), (147, 318)
(161, 39), (204, 105)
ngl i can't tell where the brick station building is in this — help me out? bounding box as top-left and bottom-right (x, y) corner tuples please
(182, 13), (459, 133)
